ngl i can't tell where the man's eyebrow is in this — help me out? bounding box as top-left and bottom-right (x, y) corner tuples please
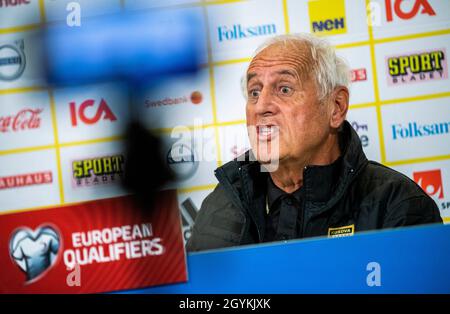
(246, 69), (297, 83)
(247, 72), (257, 83)
(276, 69), (297, 78)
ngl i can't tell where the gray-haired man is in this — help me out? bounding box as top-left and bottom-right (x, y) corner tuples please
(187, 34), (442, 252)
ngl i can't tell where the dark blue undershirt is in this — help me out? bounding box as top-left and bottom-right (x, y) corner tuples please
(264, 156), (343, 242)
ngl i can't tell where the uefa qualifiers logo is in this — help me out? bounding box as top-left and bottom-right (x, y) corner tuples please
(9, 225), (61, 283)
(0, 40), (26, 81)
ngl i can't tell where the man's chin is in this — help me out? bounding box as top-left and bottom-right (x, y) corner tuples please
(258, 159), (280, 173)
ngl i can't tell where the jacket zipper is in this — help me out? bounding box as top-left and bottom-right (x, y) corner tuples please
(239, 166), (263, 243)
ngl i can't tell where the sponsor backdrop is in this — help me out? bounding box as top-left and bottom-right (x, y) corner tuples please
(1, 0), (450, 291)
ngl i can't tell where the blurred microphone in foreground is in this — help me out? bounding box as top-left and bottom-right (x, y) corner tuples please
(43, 9), (205, 210)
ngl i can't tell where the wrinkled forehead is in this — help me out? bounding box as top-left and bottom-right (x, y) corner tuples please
(247, 41), (315, 82)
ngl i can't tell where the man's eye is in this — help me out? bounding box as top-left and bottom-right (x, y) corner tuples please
(280, 86), (292, 94)
(250, 90), (260, 97)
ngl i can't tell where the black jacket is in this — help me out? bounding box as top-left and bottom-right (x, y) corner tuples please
(186, 121), (442, 252)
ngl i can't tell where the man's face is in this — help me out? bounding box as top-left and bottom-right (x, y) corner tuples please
(246, 43), (333, 166)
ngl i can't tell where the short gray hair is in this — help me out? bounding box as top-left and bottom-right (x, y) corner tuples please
(241, 33), (350, 103)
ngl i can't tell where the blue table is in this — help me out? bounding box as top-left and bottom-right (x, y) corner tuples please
(124, 224), (450, 293)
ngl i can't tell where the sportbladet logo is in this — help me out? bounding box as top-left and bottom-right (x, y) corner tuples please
(391, 121), (450, 140)
(9, 225), (60, 283)
(72, 154), (125, 188)
(386, 49), (448, 85)
(217, 23), (277, 42)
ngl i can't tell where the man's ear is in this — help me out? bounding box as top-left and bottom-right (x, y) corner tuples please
(329, 86), (349, 129)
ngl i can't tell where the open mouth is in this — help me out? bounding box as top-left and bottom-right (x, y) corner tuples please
(256, 125), (279, 141)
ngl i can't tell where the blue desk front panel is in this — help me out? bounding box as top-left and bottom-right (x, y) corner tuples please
(122, 224), (450, 294)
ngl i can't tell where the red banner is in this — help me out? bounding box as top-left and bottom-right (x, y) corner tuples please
(0, 191), (187, 293)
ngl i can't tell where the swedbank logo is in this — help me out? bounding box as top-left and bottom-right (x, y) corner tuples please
(145, 91), (203, 108)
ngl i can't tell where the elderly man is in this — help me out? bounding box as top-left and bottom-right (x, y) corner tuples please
(186, 34), (442, 252)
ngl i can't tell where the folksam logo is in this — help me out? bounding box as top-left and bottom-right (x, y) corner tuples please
(217, 23), (277, 42)
(392, 121), (450, 140)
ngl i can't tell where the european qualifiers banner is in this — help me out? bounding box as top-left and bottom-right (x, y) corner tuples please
(0, 191), (187, 293)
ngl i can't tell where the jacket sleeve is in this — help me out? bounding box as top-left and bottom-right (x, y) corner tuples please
(186, 184), (245, 252)
(382, 194), (443, 228)
(185, 189), (216, 252)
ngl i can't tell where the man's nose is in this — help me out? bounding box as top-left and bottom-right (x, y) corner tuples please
(255, 88), (276, 116)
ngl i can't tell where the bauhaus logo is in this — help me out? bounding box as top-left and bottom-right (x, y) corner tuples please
(308, 0), (347, 36)
(413, 169), (444, 199)
(10, 225), (60, 283)
(0, 39), (26, 81)
(69, 99), (117, 126)
(0, 171), (52, 190)
(0, 0), (30, 8)
(351, 68), (367, 82)
(145, 91), (203, 108)
(72, 154), (124, 188)
(385, 0), (436, 22)
(0, 107), (42, 133)
(391, 121), (450, 140)
(387, 49), (448, 85)
(217, 23), (277, 42)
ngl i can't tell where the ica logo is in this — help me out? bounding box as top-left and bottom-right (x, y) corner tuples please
(69, 99), (117, 126)
(385, 0), (436, 22)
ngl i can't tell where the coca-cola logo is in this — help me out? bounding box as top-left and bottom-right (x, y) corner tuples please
(0, 108), (42, 133)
